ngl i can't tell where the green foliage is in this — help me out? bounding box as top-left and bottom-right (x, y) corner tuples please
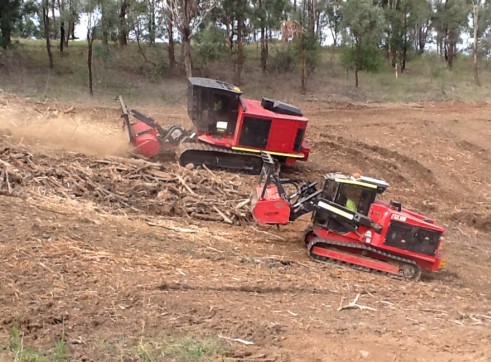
(269, 45), (296, 72)
(293, 32), (321, 72)
(341, 0), (385, 84)
(433, 0), (468, 37)
(322, 0), (343, 46)
(250, 0), (290, 31)
(193, 23), (228, 67)
(341, 44), (383, 72)
(94, 43), (111, 67)
(9, 326), (70, 362)
(342, 0), (385, 44)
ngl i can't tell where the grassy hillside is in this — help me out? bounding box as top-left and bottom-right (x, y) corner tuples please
(1, 38), (491, 105)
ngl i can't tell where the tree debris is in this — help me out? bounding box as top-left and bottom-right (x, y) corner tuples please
(338, 293), (377, 312)
(0, 139), (255, 225)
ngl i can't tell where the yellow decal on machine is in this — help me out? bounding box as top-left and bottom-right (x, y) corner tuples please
(317, 201), (354, 220)
(232, 147), (304, 158)
(335, 178), (377, 189)
(439, 259), (447, 270)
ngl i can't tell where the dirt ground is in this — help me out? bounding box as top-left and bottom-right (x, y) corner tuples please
(0, 93), (490, 361)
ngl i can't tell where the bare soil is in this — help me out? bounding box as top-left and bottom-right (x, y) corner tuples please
(0, 93), (490, 361)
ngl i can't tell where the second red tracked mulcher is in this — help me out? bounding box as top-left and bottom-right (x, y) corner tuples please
(251, 153), (446, 280)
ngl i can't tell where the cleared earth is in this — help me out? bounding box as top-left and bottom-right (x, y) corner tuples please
(0, 93), (490, 361)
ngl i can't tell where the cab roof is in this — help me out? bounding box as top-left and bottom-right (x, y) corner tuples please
(325, 172), (389, 193)
(188, 77), (242, 94)
(241, 98), (308, 122)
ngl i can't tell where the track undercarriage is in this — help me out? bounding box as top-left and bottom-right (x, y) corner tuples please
(177, 142), (264, 173)
(304, 232), (422, 281)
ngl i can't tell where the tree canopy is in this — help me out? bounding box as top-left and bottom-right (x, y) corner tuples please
(2, 0), (490, 90)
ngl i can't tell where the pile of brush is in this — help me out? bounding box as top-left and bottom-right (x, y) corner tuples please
(0, 138), (255, 225)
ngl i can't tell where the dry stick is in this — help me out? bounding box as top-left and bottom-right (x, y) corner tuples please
(218, 335), (254, 345)
(338, 293), (377, 312)
(5, 171), (11, 194)
(202, 164), (219, 181)
(213, 205), (233, 224)
(235, 198), (251, 210)
(146, 221), (198, 233)
(250, 226), (286, 241)
(176, 174), (196, 195)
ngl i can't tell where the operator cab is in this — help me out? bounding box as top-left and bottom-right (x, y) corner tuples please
(188, 77), (242, 135)
(314, 173), (389, 233)
(188, 77), (311, 163)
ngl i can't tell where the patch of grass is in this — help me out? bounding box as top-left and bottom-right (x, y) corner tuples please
(9, 326), (69, 362)
(115, 335), (227, 362)
(4, 38), (491, 105)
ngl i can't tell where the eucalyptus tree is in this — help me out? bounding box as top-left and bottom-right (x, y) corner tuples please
(341, 0), (385, 87)
(0, 0), (22, 47)
(293, 0), (319, 93)
(251, 0), (289, 72)
(382, 0), (432, 72)
(165, 0), (218, 77)
(469, 0), (491, 85)
(432, 0), (468, 69)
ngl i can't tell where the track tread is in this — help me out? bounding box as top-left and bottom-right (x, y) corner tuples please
(307, 237), (422, 281)
(177, 142), (264, 173)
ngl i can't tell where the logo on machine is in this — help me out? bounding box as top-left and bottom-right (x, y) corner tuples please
(391, 214), (407, 222)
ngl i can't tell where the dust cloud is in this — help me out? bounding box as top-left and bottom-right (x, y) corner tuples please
(0, 104), (131, 157)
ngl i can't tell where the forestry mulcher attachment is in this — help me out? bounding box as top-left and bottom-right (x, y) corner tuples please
(251, 153), (446, 281)
(118, 77), (310, 173)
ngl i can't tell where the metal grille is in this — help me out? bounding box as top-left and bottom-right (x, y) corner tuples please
(385, 221), (440, 256)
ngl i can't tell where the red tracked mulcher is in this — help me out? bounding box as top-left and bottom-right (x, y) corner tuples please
(251, 153), (446, 281)
(118, 77), (311, 173)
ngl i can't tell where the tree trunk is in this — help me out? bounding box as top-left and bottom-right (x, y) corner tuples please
(417, 25), (427, 53)
(0, 25), (11, 48)
(301, 49), (306, 94)
(51, 0), (57, 39)
(101, 4), (108, 45)
(70, 21), (75, 40)
(119, 0), (128, 46)
(181, 0), (193, 77)
(235, 1), (245, 85)
(58, 0), (65, 51)
(87, 27), (95, 96)
(226, 21), (234, 56)
(472, 4), (481, 86)
(401, 44), (407, 73)
(60, 21), (65, 52)
(148, 0), (156, 45)
(167, 9), (176, 72)
(0, 5), (12, 48)
(259, 0), (267, 73)
(64, 0), (72, 46)
(182, 33), (192, 77)
(355, 41), (361, 87)
(42, 2), (54, 69)
(260, 25), (267, 72)
(446, 30), (456, 70)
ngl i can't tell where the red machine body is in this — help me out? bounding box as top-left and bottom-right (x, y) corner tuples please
(251, 157), (446, 281)
(129, 121), (161, 158)
(309, 201), (446, 274)
(196, 98), (310, 165)
(251, 184), (291, 225)
(119, 78), (311, 173)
